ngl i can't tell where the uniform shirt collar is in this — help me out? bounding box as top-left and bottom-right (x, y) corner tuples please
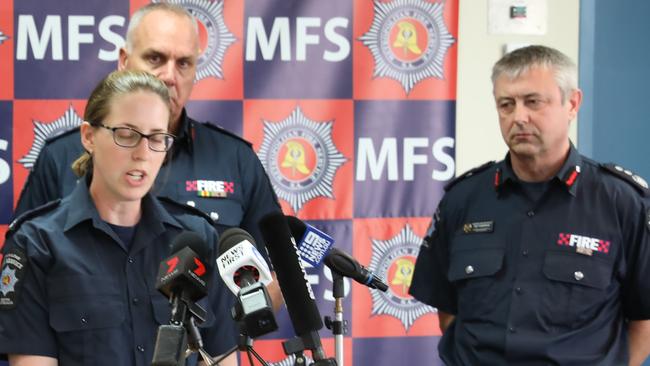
(495, 142), (582, 196)
(63, 176), (181, 233)
(172, 108), (193, 153)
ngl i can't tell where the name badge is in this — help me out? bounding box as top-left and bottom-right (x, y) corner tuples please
(463, 221), (494, 234)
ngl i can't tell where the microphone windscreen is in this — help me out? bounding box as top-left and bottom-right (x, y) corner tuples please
(286, 215), (307, 239)
(259, 212), (323, 335)
(170, 231), (210, 261)
(218, 228), (256, 256)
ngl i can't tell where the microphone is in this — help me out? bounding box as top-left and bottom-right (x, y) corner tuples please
(285, 215), (335, 267)
(156, 231), (211, 310)
(217, 228), (277, 338)
(259, 212), (333, 361)
(217, 228), (273, 294)
(324, 248), (388, 292)
(152, 231), (212, 366)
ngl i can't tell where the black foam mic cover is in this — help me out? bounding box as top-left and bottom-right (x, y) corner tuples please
(218, 227), (256, 256)
(258, 212), (323, 335)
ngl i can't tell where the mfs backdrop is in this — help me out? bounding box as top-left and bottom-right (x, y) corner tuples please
(0, 0), (458, 364)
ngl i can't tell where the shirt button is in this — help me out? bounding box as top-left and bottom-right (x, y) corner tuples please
(137, 345), (145, 352)
(80, 317), (87, 324)
(210, 212), (219, 221)
(132, 298), (139, 305)
(522, 250), (529, 257)
(465, 265), (474, 275)
(509, 326), (516, 333)
(515, 287), (522, 294)
(128, 257), (134, 264)
(574, 271), (584, 281)
(527, 211), (535, 217)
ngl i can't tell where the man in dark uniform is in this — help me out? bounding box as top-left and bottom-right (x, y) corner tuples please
(12, 3), (283, 307)
(409, 45), (650, 365)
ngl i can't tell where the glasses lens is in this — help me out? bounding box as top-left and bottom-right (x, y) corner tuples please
(148, 133), (174, 152)
(113, 128), (141, 147)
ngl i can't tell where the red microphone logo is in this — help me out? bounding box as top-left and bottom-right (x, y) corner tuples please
(166, 257), (179, 274)
(193, 258), (206, 276)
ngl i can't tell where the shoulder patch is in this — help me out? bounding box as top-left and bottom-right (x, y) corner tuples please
(600, 163), (649, 196)
(0, 247), (28, 310)
(157, 196), (216, 225)
(194, 120), (253, 148)
(7, 199), (61, 236)
(444, 161), (495, 192)
(44, 125), (80, 143)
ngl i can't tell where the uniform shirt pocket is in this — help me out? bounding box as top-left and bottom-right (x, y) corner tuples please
(47, 276), (126, 365)
(541, 251), (614, 328)
(448, 242), (505, 320)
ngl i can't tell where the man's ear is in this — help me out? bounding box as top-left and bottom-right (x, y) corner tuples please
(80, 122), (95, 153)
(567, 88), (583, 121)
(118, 48), (128, 71)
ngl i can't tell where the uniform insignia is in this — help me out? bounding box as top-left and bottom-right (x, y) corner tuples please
(185, 179), (234, 198)
(0, 248), (28, 310)
(462, 221), (494, 234)
(601, 163), (649, 196)
(557, 232), (610, 256)
(444, 161), (495, 192)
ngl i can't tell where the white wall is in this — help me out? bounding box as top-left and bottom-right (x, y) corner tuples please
(455, 0), (580, 174)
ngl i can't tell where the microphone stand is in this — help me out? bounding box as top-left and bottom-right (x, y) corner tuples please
(324, 272), (346, 366)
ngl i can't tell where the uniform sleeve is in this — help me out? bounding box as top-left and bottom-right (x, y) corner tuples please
(14, 142), (63, 218)
(238, 146), (281, 263)
(621, 197), (650, 320)
(200, 225), (238, 356)
(409, 199), (458, 314)
(0, 231), (58, 358)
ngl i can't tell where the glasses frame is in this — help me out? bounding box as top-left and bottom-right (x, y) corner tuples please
(97, 123), (176, 152)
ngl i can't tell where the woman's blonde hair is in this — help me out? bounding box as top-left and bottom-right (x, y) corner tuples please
(72, 70), (171, 177)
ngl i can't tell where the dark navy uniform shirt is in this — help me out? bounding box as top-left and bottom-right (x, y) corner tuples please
(14, 109), (281, 257)
(410, 145), (650, 365)
(0, 181), (235, 366)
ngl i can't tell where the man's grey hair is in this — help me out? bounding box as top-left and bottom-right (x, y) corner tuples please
(492, 45), (578, 103)
(125, 2), (199, 53)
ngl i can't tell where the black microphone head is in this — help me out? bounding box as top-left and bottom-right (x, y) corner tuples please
(285, 215), (307, 241)
(324, 247), (364, 281)
(157, 231), (212, 301)
(170, 231), (210, 261)
(218, 228), (256, 256)
(258, 212), (324, 335)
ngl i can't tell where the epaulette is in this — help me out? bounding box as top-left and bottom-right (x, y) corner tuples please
(7, 199), (61, 235)
(600, 163), (649, 196)
(157, 196), (215, 225)
(196, 121), (253, 148)
(444, 161), (495, 192)
(44, 125), (81, 143)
